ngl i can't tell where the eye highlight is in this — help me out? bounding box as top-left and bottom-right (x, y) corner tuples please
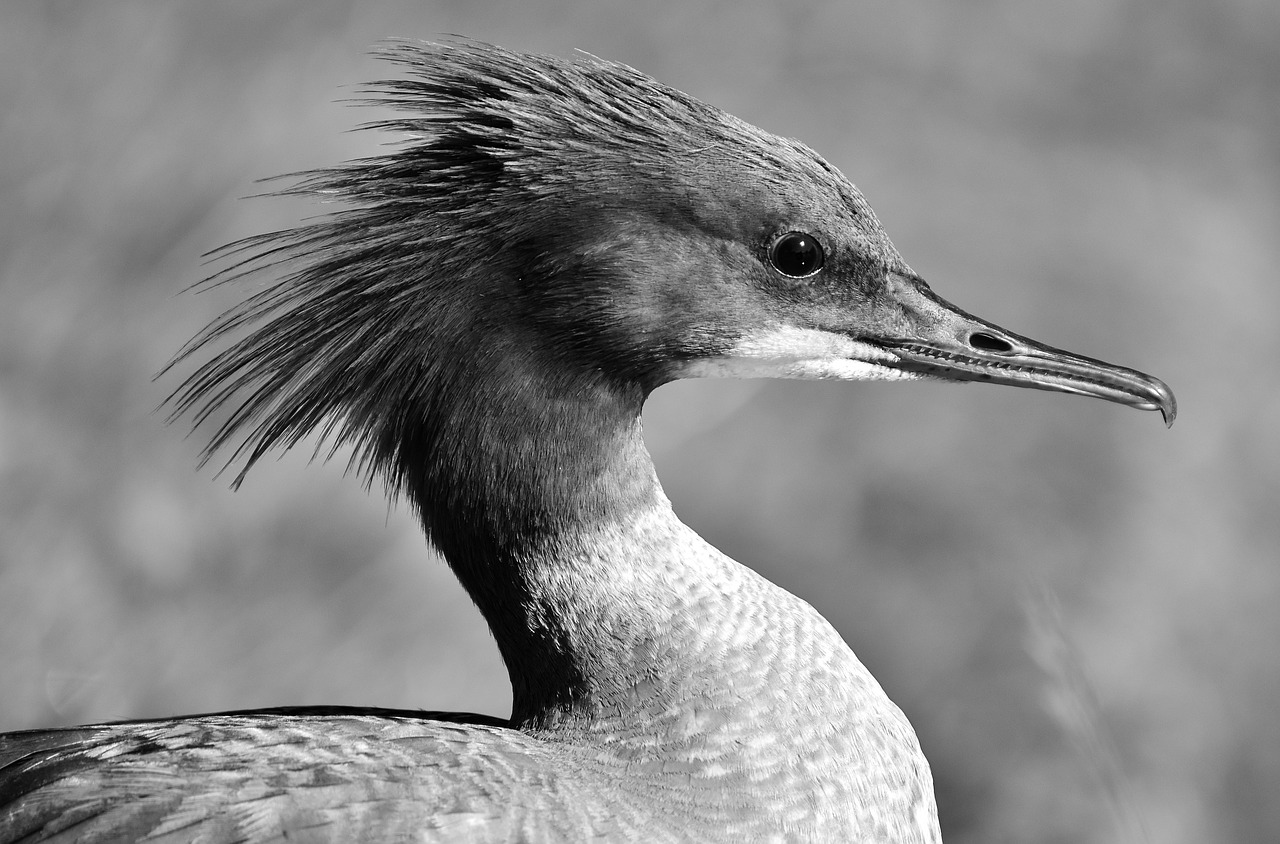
(768, 231), (825, 278)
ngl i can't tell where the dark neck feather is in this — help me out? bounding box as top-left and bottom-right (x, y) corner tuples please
(395, 328), (665, 718)
(173, 253), (669, 722)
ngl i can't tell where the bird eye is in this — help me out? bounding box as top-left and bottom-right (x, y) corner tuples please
(768, 231), (825, 278)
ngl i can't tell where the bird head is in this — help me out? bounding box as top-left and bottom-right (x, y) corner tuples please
(171, 40), (1173, 492)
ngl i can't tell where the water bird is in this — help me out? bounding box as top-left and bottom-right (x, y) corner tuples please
(0, 40), (1174, 843)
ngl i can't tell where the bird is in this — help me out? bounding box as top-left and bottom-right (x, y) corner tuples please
(0, 40), (1174, 843)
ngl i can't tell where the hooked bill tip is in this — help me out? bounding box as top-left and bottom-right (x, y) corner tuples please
(1137, 376), (1177, 428)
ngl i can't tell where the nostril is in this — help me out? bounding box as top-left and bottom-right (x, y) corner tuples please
(969, 332), (1014, 353)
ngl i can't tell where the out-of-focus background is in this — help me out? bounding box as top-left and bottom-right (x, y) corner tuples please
(1, 1), (1275, 841)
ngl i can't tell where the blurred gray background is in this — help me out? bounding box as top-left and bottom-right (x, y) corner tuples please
(1, 1), (1276, 842)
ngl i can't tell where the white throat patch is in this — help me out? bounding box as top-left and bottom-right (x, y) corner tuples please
(682, 325), (920, 383)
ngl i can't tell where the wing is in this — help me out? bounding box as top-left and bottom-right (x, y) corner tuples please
(0, 708), (625, 844)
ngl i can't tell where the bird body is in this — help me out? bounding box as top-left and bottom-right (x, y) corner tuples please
(0, 41), (1173, 843)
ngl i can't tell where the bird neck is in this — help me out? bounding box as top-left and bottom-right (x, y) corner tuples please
(398, 338), (914, 761)
(400, 332), (657, 716)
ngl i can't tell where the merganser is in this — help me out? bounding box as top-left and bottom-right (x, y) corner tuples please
(0, 40), (1174, 843)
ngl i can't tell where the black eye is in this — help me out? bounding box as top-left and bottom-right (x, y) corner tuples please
(768, 231), (825, 278)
